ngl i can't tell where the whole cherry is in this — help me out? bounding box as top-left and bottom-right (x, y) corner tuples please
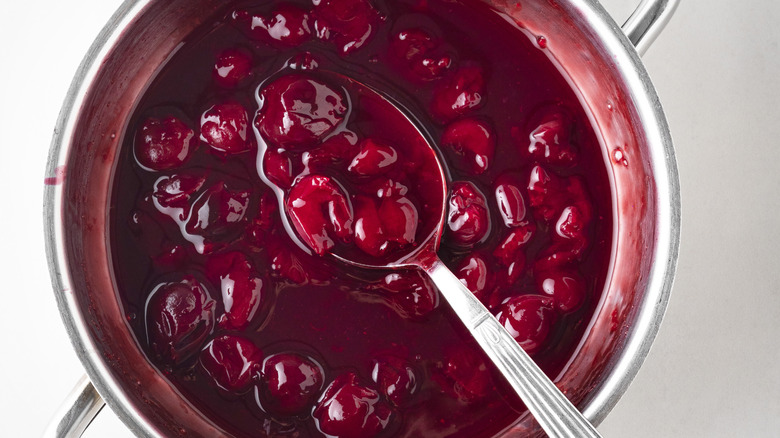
(259, 353), (324, 417)
(497, 294), (558, 355)
(200, 334), (262, 393)
(313, 372), (394, 438)
(134, 116), (195, 171)
(145, 277), (215, 365)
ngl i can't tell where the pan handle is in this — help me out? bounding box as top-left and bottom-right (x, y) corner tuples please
(621, 0), (680, 55)
(43, 375), (106, 438)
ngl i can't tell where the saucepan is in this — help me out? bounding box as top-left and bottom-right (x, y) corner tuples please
(43, 0), (680, 436)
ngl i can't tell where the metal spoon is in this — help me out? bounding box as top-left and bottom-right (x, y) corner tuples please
(258, 70), (603, 438)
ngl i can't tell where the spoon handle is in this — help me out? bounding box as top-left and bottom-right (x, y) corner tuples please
(426, 259), (602, 438)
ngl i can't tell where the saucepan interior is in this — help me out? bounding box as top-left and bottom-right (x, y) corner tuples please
(45, 0), (678, 436)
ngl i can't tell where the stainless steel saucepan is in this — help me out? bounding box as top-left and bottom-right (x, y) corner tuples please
(44, 0), (680, 436)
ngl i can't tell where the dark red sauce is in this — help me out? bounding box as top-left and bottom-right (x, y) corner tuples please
(110, 0), (613, 436)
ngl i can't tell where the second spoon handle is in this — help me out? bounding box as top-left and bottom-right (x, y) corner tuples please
(426, 259), (602, 438)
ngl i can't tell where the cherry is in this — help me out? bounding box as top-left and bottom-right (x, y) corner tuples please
(372, 355), (418, 406)
(311, 0), (380, 54)
(372, 270), (439, 320)
(554, 205), (587, 240)
(313, 372), (394, 438)
(446, 181), (490, 247)
(184, 181), (251, 252)
(441, 118), (495, 174)
(213, 48), (252, 88)
(492, 223), (535, 266)
(152, 173), (207, 211)
(520, 107), (578, 166)
(378, 195), (418, 246)
(494, 174), (528, 228)
(145, 277), (215, 365)
(536, 269), (586, 313)
(527, 164), (567, 222)
(259, 353), (324, 416)
(263, 147), (294, 189)
(303, 130), (359, 172)
(232, 5), (311, 47)
(454, 253), (491, 302)
(134, 116), (195, 171)
(440, 346), (492, 403)
(347, 139), (398, 176)
(431, 66), (485, 121)
(205, 252), (264, 330)
(199, 334), (262, 393)
(268, 239), (330, 285)
(200, 101), (253, 154)
(256, 74), (348, 149)
(390, 28), (452, 80)
(353, 194), (419, 258)
(286, 175), (354, 256)
(563, 176), (594, 229)
(497, 294), (558, 355)
(270, 246), (308, 284)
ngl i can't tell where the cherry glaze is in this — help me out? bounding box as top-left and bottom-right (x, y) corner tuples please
(111, 0), (613, 436)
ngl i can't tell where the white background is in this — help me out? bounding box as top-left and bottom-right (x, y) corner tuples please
(1, 0), (778, 436)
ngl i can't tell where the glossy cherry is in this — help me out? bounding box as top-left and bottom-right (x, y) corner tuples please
(440, 346), (492, 403)
(494, 174), (528, 228)
(257, 74), (348, 149)
(347, 139), (398, 176)
(213, 48), (253, 88)
(311, 0), (380, 54)
(259, 353), (324, 416)
(134, 116), (195, 171)
(441, 118), (495, 174)
(184, 181), (251, 252)
(372, 355), (418, 406)
(455, 253), (491, 301)
(368, 270), (439, 320)
(521, 107), (578, 166)
(205, 252), (264, 330)
(536, 269), (586, 313)
(353, 194), (419, 258)
(431, 66), (485, 121)
(145, 277), (215, 365)
(313, 372), (394, 438)
(497, 294), (558, 355)
(286, 175), (354, 256)
(390, 28), (452, 80)
(446, 181), (490, 247)
(232, 5), (311, 47)
(263, 147), (294, 189)
(152, 173), (207, 211)
(200, 334), (263, 392)
(200, 102), (253, 154)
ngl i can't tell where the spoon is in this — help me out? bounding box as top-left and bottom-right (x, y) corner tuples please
(257, 69), (603, 438)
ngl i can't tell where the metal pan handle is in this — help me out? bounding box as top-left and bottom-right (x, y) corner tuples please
(43, 375), (105, 438)
(621, 0), (680, 55)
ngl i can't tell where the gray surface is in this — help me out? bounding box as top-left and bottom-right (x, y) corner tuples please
(1, 0), (777, 436)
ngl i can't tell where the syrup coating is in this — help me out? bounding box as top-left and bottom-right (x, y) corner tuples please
(111, 0), (613, 436)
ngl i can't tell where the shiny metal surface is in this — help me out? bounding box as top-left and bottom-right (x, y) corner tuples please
(43, 376), (105, 438)
(44, 0), (680, 436)
(622, 0), (680, 55)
